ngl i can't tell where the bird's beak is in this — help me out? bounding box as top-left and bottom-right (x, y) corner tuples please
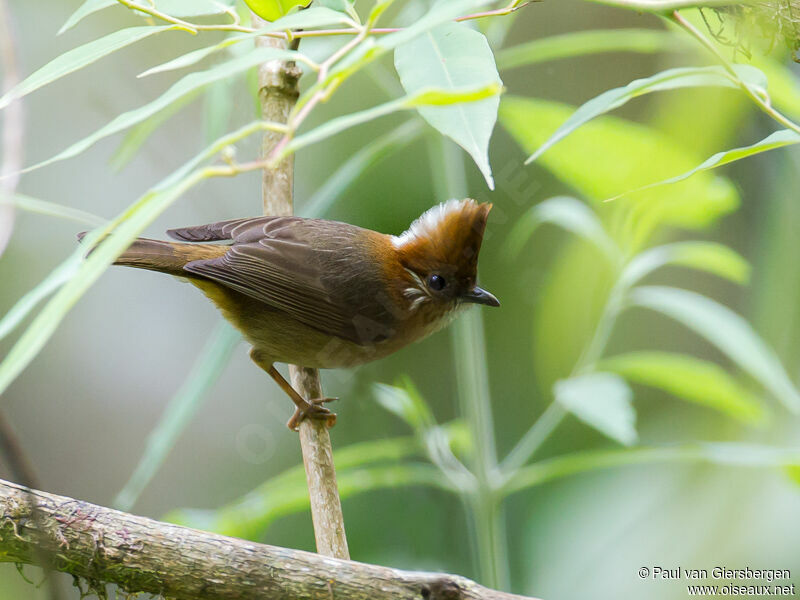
(462, 286), (500, 307)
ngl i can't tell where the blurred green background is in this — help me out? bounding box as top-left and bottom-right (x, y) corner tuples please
(1, 0), (799, 598)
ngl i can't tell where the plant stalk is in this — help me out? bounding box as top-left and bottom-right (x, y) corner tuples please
(430, 135), (509, 589)
(252, 13), (349, 560)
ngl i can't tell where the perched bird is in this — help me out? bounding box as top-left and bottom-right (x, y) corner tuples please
(88, 198), (499, 429)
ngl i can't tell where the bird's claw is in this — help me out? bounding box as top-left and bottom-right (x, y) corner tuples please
(287, 397), (338, 431)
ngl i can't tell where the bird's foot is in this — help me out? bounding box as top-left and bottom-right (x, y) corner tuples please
(287, 397), (338, 431)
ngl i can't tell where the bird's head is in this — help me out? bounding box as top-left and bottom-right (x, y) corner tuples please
(390, 199), (499, 313)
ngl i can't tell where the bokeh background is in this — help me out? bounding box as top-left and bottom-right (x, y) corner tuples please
(1, 0), (799, 598)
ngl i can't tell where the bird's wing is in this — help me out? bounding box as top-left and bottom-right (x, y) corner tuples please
(167, 216), (299, 242)
(181, 217), (396, 346)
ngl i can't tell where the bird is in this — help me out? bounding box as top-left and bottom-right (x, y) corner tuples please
(85, 198), (499, 430)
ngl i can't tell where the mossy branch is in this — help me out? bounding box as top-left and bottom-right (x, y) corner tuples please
(0, 479), (537, 600)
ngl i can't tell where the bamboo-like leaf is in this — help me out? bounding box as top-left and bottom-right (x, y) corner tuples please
(0, 259), (80, 342)
(505, 196), (619, 262)
(114, 322), (240, 511)
(61, 0), (241, 29)
(497, 29), (682, 71)
(0, 193), (106, 226)
(581, 0), (758, 11)
(302, 119), (423, 218)
(620, 241), (750, 287)
(164, 435), (446, 538)
(504, 442), (800, 496)
(138, 8), (347, 78)
(0, 26), (177, 110)
(631, 286), (800, 412)
(59, 0), (117, 34)
(554, 373), (637, 446)
(611, 129), (800, 199)
(0, 119), (285, 399)
(395, 21), (502, 189)
(0, 172), (204, 398)
(285, 83), (501, 156)
(526, 65), (765, 164)
(499, 96), (739, 237)
(600, 352), (765, 424)
(323, 0), (493, 88)
(374, 381), (435, 432)
(22, 47), (297, 174)
(153, 0), (236, 17)
(203, 80), (234, 145)
(110, 90), (203, 171)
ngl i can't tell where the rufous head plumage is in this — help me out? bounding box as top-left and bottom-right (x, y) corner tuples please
(390, 199), (498, 310)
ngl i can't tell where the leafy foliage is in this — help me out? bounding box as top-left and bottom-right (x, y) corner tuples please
(3, 0), (800, 595)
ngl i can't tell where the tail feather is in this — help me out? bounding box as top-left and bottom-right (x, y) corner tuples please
(114, 238), (189, 277)
(77, 233), (226, 277)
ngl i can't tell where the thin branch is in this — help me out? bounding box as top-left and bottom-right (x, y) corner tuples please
(252, 13), (350, 559)
(0, 478), (537, 600)
(670, 9), (800, 135)
(112, 0), (534, 39)
(587, 0), (758, 11)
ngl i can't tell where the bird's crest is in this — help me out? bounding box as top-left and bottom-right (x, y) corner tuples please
(392, 199), (492, 279)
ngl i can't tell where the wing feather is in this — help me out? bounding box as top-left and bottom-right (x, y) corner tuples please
(181, 217), (397, 345)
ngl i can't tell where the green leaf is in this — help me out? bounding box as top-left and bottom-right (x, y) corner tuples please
(497, 28), (683, 71)
(302, 119), (424, 218)
(0, 259), (81, 342)
(323, 0), (493, 91)
(110, 90), (203, 171)
(59, 0), (117, 34)
(285, 83), (500, 156)
(620, 241), (750, 287)
(499, 96), (739, 243)
(165, 435), (447, 538)
(600, 351), (765, 424)
(554, 373), (637, 446)
(377, 0), (491, 51)
(203, 79), (234, 145)
(0, 119), (292, 389)
(0, 172), (204, 397)
(506, 196), (619, 261)
(580, 0), (759, 11)
(526, 65), (765, 164)
(0, 120), (285, 396)
(0, 193), (105, 226)
(244, 0), (312, 22)
(612, 129), (800, 200)
(374, 381), (435, 432)
(23, 47), (297, 174)
(152, 0), (236, 17)
(630, 286), (800, 412)
(114, 322), (240, 511)
(504, 442), (800, 495)
(138, 8), (346, 78)
(394, 21), (502, 189)
(755, 57), (800, 122)
(0, 26), (177, 110)
(59, 0), (236, 33)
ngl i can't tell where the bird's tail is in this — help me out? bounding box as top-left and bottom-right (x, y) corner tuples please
(77, 233), (226, 277)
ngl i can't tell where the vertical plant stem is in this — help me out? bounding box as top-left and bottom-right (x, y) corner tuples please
(252, 13), (349, 560)
(430, 135), (509, 589)
(499, 276), (627, 477)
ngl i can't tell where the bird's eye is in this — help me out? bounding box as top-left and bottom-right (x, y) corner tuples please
(427, 274), (446, 291)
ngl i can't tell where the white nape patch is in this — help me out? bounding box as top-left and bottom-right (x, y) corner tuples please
(391, 198), (470, 248)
